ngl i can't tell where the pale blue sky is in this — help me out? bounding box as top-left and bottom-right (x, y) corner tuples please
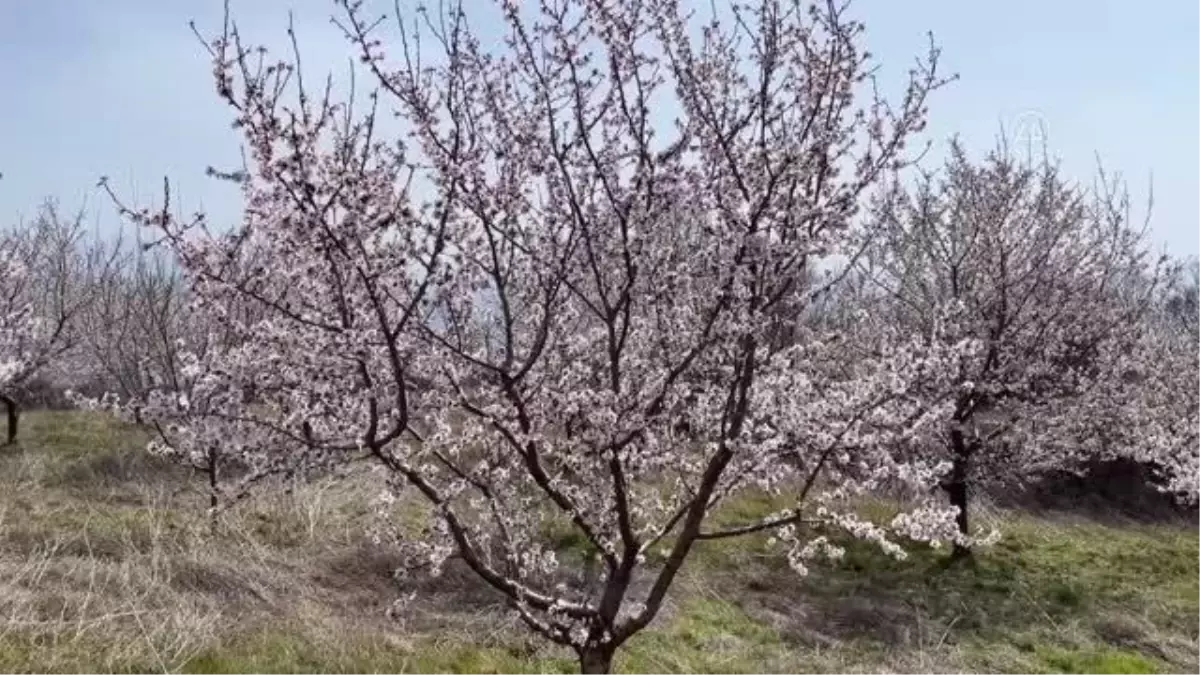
(1, 1), (1196, 255)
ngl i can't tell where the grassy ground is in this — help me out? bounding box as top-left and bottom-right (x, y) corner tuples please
(0, 411), (1196, 673)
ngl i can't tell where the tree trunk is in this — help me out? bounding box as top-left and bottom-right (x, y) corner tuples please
(942, 428), (973, 560)
(1, 395), (18, 444)
(209, 467), (219, 510)
(578, 646), (614, 674)
(207, 452), (220, 533)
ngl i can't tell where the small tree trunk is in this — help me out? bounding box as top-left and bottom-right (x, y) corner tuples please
(942, 429), (973, 560)
(208, 467), (219, 509)
(1, 395), (18, 444)
(944, 468), (970, 559)
(207, 452), (220, 533)
(578, 646), (615, 674)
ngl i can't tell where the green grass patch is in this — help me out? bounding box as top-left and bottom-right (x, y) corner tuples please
(179, 625), (577, 674)
(1034, 644), (1166, 674)
(622, 595), (807, 673)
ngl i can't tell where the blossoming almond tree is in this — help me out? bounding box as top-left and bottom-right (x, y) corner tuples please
(69, 237), (308, 523)
(1150, 262), (1200, 499)
(109, 0), (976, 670)
(859, 140), (1177, 556)
(1037, 261), (1199, 504)
(71, 300), (279, 522)
(74, 243), (189, 409)
(0, 201), (112, 443)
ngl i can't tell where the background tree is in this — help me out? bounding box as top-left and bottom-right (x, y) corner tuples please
(1043, 257), (1199, 504)
(859, 139), (1174, 557)
(0, 200), (114, 443)
(1163, 258), (1198, 333)
(70, 238), (293, 524)
(75, 241), (188, 409)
